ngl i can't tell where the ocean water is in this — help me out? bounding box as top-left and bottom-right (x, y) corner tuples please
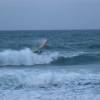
(0, 30), (100, 100)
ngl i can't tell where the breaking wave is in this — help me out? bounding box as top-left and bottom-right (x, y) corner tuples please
(0, 48), (100, 66)
(0, 48), (58, 66)
(0, 69), (100, 90)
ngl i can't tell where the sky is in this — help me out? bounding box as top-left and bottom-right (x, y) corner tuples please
(0, 0), (100, 30)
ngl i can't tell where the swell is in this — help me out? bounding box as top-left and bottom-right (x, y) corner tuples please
(0, 48), (100, 66)
(52, 53), (100, 65)
(88, 44), (100, 49)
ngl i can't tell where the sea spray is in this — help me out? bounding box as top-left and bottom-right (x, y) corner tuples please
(0, 48), (59, 65)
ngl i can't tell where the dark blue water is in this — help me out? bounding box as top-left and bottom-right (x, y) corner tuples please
(0, 30), (100, 65)
(0, 30), (100, 100)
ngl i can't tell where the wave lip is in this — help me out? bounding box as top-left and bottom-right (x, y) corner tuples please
(52, 53), (100, 65)
(0, 48), (58, 66)
(0, 48), (100, 66)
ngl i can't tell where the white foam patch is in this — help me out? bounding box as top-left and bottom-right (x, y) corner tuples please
(0, 69), (100, 100)
(0, 68), (100, 89)
(0, 48), (59, 65)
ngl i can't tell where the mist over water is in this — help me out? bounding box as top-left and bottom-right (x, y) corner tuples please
(0, 30), (100, 100)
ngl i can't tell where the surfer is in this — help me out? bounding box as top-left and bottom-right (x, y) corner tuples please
(32, 39), (48, 53)
(38, 39), (48, 49)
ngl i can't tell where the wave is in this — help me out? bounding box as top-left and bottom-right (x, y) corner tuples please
(0, 69), (100, 90)
(0, 48), (100, 66)
(88, 44), (100, 49)
(52, 53), (100, 65)
(0, 48), (58, 66)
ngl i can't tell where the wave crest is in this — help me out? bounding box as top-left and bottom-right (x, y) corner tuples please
(0, 48), (100, 66)
(0, 48), (58, 66)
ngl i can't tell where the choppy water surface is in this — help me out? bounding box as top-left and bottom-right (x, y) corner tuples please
(0, 30), (100, 100)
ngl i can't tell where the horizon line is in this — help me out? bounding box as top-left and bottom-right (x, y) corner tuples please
(0, 29), (100, 31)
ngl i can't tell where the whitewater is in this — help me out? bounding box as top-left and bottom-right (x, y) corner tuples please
(0, 48), (100, 66)
(0, 30), (100, 100)
(0, 48), (59, 65)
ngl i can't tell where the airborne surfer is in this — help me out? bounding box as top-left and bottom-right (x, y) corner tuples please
(32, 39), (48, 53)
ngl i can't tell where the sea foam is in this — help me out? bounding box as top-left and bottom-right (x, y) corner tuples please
(0, 48), (99, 66)
(0, 48), (58, 65)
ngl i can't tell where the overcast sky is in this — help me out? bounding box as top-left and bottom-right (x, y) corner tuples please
(0, 0), (100, 30)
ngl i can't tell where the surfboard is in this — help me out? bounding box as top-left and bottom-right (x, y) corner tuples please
(32, 48), (41, 53)
(32, 39), (48, 53)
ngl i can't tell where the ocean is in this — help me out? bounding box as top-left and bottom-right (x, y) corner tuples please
(0, 30), (100, 100)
